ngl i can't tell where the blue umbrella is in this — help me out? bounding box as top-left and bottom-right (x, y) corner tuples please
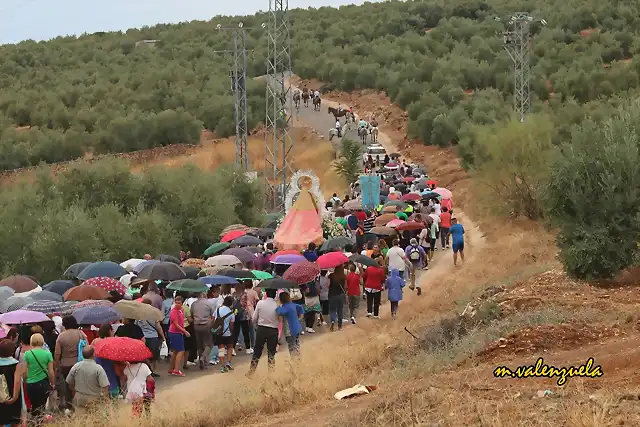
(43, 280), (76, 296)
(63, 262), (91, 278)
(198, 275), (239, 287)
(73, 306), (122, 325)
(77, 262), (127, 281)
(30, 290), (64, 302)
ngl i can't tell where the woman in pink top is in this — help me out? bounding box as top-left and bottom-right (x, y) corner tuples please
(167, 296), (190, 377)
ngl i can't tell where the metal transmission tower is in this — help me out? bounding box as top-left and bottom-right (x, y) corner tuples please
(264, 0), (294, 212)
(497, 13), (546, 123)
(216, 23), (251, 170)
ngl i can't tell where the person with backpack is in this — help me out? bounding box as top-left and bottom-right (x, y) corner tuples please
(385, 268), (406, 320)
(230, 283), (252, 356)
(23, 333), (54, 421)
(0, 338), (25, 427)
(213, 296), (236, 373)
(405, 238), (426, 296)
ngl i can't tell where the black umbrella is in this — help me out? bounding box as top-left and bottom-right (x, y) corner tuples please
(253, 228), (275, 238)
(259, 278), (298, 290)
(349, 254), (378, 268)
(137, 262), (186, 281)
(218, 269), (256, 280)
(321, 236), (354, 252)
(244, 247), (263, 254)
(63, 262), (92, 278)
(232, 235), (263, 247)
(77, 262), (127, 280)
(43, 280), (76, 296)
(155, 254), (181, 265)
(30, 290), (64, 302)
(181, 266), (200, 280)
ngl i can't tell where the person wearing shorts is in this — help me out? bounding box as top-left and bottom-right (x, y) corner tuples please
(167, 296), (189, 377)
(213, 296), (236, 373)
(449, 218), (465, 266)
(404, 238), (426, 296)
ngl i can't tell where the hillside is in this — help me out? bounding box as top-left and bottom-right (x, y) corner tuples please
(3, 0), (640, 171)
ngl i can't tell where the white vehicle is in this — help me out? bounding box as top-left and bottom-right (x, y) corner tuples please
(362, 144), (387, 164)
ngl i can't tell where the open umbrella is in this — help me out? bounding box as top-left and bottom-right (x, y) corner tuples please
(343, 198), (362, 210)
(0, 297), (34, 313)
(0, 286), (15, 300)
(218, 269), (256, 280)
(252, 228), (275, 238)
(22, 301), (69, 315)
(349, 254), (378, 268)
(119, 274), (137, 287)
(402, 193), (421, 202)
(94, 337), (152, 362)
(244, 247), (263, 254)
(221, 224), (249, 236)
(272, 250), (301, 259)
(203, 242), (230, 257)
(283, 261), (320, 285)
(155, 254), (180, 265)
(114, 300), (163, 322)
(432, 187), (452, 199)
(0, 275), (40, 294)
(78, 262), (127, 281)
(63, 285), (110, 302)
(73, 306), (122, 325)
(370, 226), (397, 236)
(166, 279), (208, 293)
(384, 200), (408, 209)
(232, 235), (263, 247)
(43, 280), (76, 296)
(132, 260), (160, 274)
(63, 262), (91, 278)
(260, 278), (298, 290)
(205, 255), (242, 268)
(272, 254), (306, 265)
(181, 258), (206, 269)
(136, 262), (186, 281)
(182, 266), (200, 280)
(83, 277), (127, 296)
(221, 230), (247, 243)
(222, 248), (256, 264)
(373, 214), (397, 227)
(320, 237), (354, 252)
(0, 310), (51, 325)
(386, 218), (406, 228)
(403, 176), (416, 183)
(29, 290), (64, 302)
(317, 252), (349, 269)
(61, 299), (112, 315)
(396, 221), (426, 232)
(251, 270), (273, 280)
(198, 276), (238, 287)
(120, 259), (145, 272)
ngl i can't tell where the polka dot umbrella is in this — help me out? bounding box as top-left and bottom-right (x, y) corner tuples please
(82, 277), (127, 296)
(94, 336), (152, 362)
(283, 261), (321, 285)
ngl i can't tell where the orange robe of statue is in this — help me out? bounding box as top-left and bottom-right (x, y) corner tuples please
(274, 178), (325, 251)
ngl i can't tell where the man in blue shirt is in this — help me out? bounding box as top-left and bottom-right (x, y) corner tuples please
(448, 218), (465, 266)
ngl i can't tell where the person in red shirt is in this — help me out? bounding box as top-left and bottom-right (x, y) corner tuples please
(362, 257), (386, 319)
(439, 207), (452, 249)
(346, 264), (362, 324)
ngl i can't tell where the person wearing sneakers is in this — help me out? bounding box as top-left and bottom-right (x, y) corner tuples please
(213, 296), (236, 373)
(167, 296), (189, 377)
(405, 238), (426, 296)
(362, 256), (386, 319)
(191, 292), (214, 370)
(345, 263), (362, 324)
(247, 289), (279, 377)
(449, 217), (465, 266)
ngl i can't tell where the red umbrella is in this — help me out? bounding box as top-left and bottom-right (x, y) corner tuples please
(283, 261), (321, 285)
(396, 221), (426, 232)
(94, 337), (152, 362)
(426, 179), (438, 186)
(402, 193), (421, 202)
(317, 252), (349, 269)
(403, 177), (415, 183)
(387, 193), (401, 201)
(83, 277), (127, 296)
(221, 230), (247, 243)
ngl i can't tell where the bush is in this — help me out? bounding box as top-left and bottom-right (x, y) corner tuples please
(543, 101), (640, 279)
(0, 159), (264, 282)
(333, 138), (362, 184)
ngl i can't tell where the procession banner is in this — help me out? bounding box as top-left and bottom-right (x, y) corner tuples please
(359, 174), (381, 210)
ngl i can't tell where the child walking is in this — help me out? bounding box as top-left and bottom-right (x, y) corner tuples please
(385, 268), (406, 320)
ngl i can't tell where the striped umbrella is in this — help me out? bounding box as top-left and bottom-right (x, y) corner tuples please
(60, 299), (112, 316)
(22, 301), (69, 315)
(0, 296), (34, 313)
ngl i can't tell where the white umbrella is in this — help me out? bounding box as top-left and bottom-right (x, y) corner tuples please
(15, 286), (42, 298)
(205, 255), (242, 268)
(120, 259), (145, 272)
(119, 273), (137, 287)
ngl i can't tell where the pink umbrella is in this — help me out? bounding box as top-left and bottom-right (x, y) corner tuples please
(403, 177), (415, 183)
(83, 277), (127, 296)
(433, 187), (452, 199)
(387, 193), (401, 201)
(0, 309), (50, 325)
(317, 252), (349, 269)
(386, 218), (406, 228)
(221, 230), (247, 243)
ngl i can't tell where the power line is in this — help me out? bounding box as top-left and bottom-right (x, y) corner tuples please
(497, 13), (547, 123)
(264, 0), (294, 212)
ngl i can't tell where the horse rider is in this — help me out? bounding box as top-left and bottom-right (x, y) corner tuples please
(359, 118), (367, 129)
(314, 89), (320, 99)
(335, 119), (342, 137)
(337, 104), (343, 114)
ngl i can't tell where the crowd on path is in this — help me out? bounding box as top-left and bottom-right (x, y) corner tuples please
(0, 157), (463, 427)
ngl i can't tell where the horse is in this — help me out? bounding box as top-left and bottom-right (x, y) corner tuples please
(313, 96), (321, 111)
(358, 126), (368, 144)
(302, 88), (310, 107)
(293, 92), (301, 110)
(370, 126), (379, 144)
(328, 106), (350, 121)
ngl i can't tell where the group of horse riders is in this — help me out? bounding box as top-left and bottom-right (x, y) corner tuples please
(293, 86), (322, 110)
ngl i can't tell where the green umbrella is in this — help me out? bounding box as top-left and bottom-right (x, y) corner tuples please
(166, 279), (208, 293)
(251, 270), (273, 280)
(203, 242), (230, 257)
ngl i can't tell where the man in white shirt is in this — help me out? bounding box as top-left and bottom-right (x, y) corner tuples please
(386, 239), (411, 280)
(335, 119), (342, 137)
(247, 289), (279, 377)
